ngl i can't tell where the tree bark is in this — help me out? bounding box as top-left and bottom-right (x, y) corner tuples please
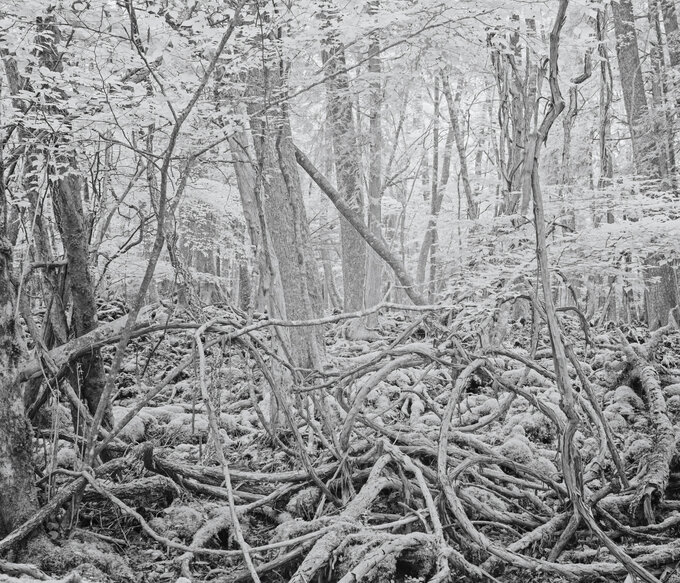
(518, 16), (541, 216)
(443, 76), (478, 220)
(34, 15), (111, 429)
(529, 7), (660, 581)
(416, 78), (441, 289)
(611, 0), (663, 178)
(365, 13), (384, 321)
(322, 34), (367, 312)
(661, 0), (680, 67)
(0, 136), (38, 535)
(560, 51), (592, 188)
(644, 256), (679, 329)
(488, 15), (534, 215)
(649, 0), (677, 185)
(416, 74), (455, 300)
(559, 50), (592, 232)
(597, 7), (614, 193)
(3, 39), (73, 411)
(247, 68), (324, 369)
(0, 249), (38, 539)
(229, 126), (266, 312)
(52, 166), (110, 428)
(320, 152), (343, 310)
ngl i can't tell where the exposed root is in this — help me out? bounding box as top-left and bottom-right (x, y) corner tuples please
(9, 303), (680, 583)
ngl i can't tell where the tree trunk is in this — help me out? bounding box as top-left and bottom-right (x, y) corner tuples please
(444, 76), (478, 220)
(320, 153), (343, 310)
(488, 14), (534, 215)
(322, 39), (367, 312)
(644, 256), (679, 329)
(611, 0), (664, 178)
(416, 78), (441, 288)
(247, 68), (324, 369)
(649, 0), (677, 186)
(20, 149), (72, 412)
(6, 14), (110, 431)
(559, 50), (592, 232)
(597, 7), (614, 192)
(365, 15), (383, 322)
(4, 51), (73, 409)
(518, 16), (541, 216)
(0, 159), (38, 536)
(52, 165), (110, 428)
(229, 126), (266, 312)
(661, 0), (680, 67)
(34, 14), (111, 430)
(610, 0), (680, 328)
(416, 75), (456, 300)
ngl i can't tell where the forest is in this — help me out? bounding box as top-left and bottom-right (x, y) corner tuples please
(2, 0), (680, 581)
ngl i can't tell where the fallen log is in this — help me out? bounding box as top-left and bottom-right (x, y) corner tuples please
(17, 310), (156, 383)
(615, 330), (676, 523)
(147, 448), (339, 484)
(82, 474), (180, 506)
(0, 454), (131, 553)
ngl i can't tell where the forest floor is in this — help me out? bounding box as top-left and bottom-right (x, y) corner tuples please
(3, 301), (680, 583)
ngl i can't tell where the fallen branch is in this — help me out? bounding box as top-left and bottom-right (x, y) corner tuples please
(0, 454), (130, 553)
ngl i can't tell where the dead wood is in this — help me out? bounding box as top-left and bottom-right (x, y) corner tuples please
(81, 474), (181, 506)
(616, 329), (676, 521)
(0, 455), (130, 554)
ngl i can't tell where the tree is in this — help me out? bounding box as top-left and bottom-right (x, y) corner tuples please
(2, 10), (113, 443)
(365, 0), (384, 321)
(322, 16), (368, 312)
(416, 74), (455, 298)
(488, 12), (541, 216)
(611, 0), (665, 178)
(0, 193), (38, 538)
(246, 63), (324, 369)
(596, 6), (614, 192)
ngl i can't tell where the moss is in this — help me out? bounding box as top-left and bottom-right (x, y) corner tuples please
(505, 411), (555, 444)
(162, 502), (205, 539)
(626, 438), (652, 462)
(497, 435), (533, 464)
(23, 535), (133, 583)
(612, 385), (644, 409)
(285, 486), (321, 519)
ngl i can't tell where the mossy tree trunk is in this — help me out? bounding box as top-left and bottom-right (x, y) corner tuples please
(0, 152), (38, 536)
